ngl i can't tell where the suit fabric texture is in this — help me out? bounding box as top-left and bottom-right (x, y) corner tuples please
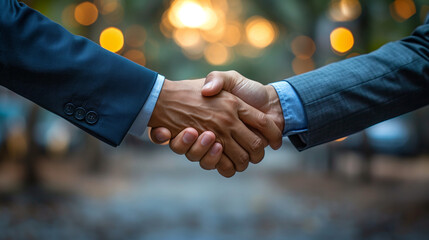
(286, 16), (429, 150)
(0, 0), (159, 146)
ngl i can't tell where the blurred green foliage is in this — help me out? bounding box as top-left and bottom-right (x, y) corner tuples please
(23, 0), (428, 84)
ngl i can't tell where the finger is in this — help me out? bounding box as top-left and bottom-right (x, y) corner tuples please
(202, 71), (244, 97)
(223, 138), (250, 172)
(237, 99), (283, 150)
(199, 142), (223, 170)
(231, 126), (266, 164)
(216, 154), (236, 178)
(185, 131), (216, 162)
(169, 128), (199, 155)
(149, 127), (172, 145)
(247, 128), (268, 164)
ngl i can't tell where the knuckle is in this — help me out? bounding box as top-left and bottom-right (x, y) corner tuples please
(250, 137), (264, 152)
(207, 71), (220, 79)
(257, 113), (268, 128)
(235, 153), (249, 171)
(219, 114), (235, 126)
(227, 70), (239, 77)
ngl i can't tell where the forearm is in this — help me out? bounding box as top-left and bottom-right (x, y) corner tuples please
(286, 21), (429, 150)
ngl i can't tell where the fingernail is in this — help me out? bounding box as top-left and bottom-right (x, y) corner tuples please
(183, 132), (196, 144)
(155, 132), (169, 142)
(201, 133), (214, 146)
(202, 82), (213, 91)
(210, 144), (221, 155)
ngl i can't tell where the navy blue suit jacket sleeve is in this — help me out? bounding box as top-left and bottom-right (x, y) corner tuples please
(0, 0), (159, 146)
(286, 16), (429, 150)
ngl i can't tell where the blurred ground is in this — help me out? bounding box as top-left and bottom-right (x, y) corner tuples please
(0, 141), (429, 240)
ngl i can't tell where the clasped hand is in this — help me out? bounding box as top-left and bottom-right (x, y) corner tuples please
(148, 71), (285, 177)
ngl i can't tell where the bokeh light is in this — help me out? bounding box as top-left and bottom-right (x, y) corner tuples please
(245, 16), (277, 48)
(222, 23), (242, 47)
(291, 36), (316, 60)
(173, 28), (202, 48)
(201, 18), (226, 43)
(390, 0), (416, 22)
(99, 27), (124, 53)
(168, 0), (212, 29)
(292, 58), (315, 75)
(74, 2), (98, 26)
(123, 49), (146, 66)
(330, 27), (354, 54)
(95, 0), (119, 15)
(204, 43), (230, 65)
(329, 0), (362, 22)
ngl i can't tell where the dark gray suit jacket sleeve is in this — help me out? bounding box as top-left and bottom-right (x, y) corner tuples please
(0, 0), (159, 146)
(286, 17), (429, 151)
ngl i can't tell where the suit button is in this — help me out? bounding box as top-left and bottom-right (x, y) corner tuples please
(85, 111), (99, 125)
(74, 107), (86, 120)
(64, 103), (75, 116)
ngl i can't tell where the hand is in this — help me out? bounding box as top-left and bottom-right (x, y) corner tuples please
(148, 78), (282, 174)
(150, 72), (285, 176)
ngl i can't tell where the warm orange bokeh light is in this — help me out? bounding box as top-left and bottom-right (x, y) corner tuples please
(245, 16), (276, 48)
(100, 27), (124, 53)
(74, 2), (98, 26)
(173, 28), (202, 48)
(204, 43), (230, 65)
(168, 0), (213, 29)
(123, 50), (146, 66)
(391, 0), (416, 22)
(330, 27), (354, 54)
(292, 58), (315, 75)
(201, 17), (226, 43)
(329, 0), (362, 22)
(291, 36), (316, 60)
(222, 23), (242, 47)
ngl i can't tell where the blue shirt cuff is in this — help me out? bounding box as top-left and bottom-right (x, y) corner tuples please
(128, 74), (165, 138)
(270, 81), (308, 136)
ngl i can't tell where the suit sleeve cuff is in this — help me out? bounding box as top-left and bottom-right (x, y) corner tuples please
(270, 80), (308, 136)
(128, 74), (165, 138)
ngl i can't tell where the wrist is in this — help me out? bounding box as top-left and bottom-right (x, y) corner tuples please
(148, 79), (172, 127)
(265, 85), (285, 133)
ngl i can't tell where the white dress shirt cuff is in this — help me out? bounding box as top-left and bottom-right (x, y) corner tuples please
(128, 74), (165, 139)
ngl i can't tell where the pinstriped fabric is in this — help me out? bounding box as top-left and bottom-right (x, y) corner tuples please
(286, 18), (429, 151)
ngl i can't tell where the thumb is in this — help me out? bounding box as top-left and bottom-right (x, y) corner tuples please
(202, 71), (243, 97)
(149, 127), (172, 145)
(201, 73), (224, 97)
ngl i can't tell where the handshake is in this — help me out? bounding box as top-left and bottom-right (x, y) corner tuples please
(147, 71), (285, 178)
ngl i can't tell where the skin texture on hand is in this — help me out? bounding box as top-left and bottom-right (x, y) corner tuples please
(202, 71), (285, 134)
(150, 72), (285, 177)
(148, 78), (281, 174)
